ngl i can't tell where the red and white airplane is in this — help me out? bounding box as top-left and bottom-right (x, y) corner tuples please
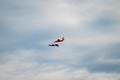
(54, 37), (64, 43)
(48, 37), (64, 47)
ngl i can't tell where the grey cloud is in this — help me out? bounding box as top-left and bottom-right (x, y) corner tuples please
(0, 0), (120, 80)
(102, 44), (120, 59)
(87, 62), (120, 73)
(73, 44), (120, 73)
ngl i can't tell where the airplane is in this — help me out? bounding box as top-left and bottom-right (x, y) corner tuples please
(54, 37), (64, 43)
(48, 44), (59, 47)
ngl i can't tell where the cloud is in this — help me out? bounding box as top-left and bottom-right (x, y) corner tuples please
(0, 49), (120, 80)
(0, 0), (95, 33)
(0, 0), (120, 80)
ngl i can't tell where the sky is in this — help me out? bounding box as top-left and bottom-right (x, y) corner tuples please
(0, 0), (120, 80)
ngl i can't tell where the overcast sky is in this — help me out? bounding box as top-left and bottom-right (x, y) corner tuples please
(0, 0), (120, 80)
